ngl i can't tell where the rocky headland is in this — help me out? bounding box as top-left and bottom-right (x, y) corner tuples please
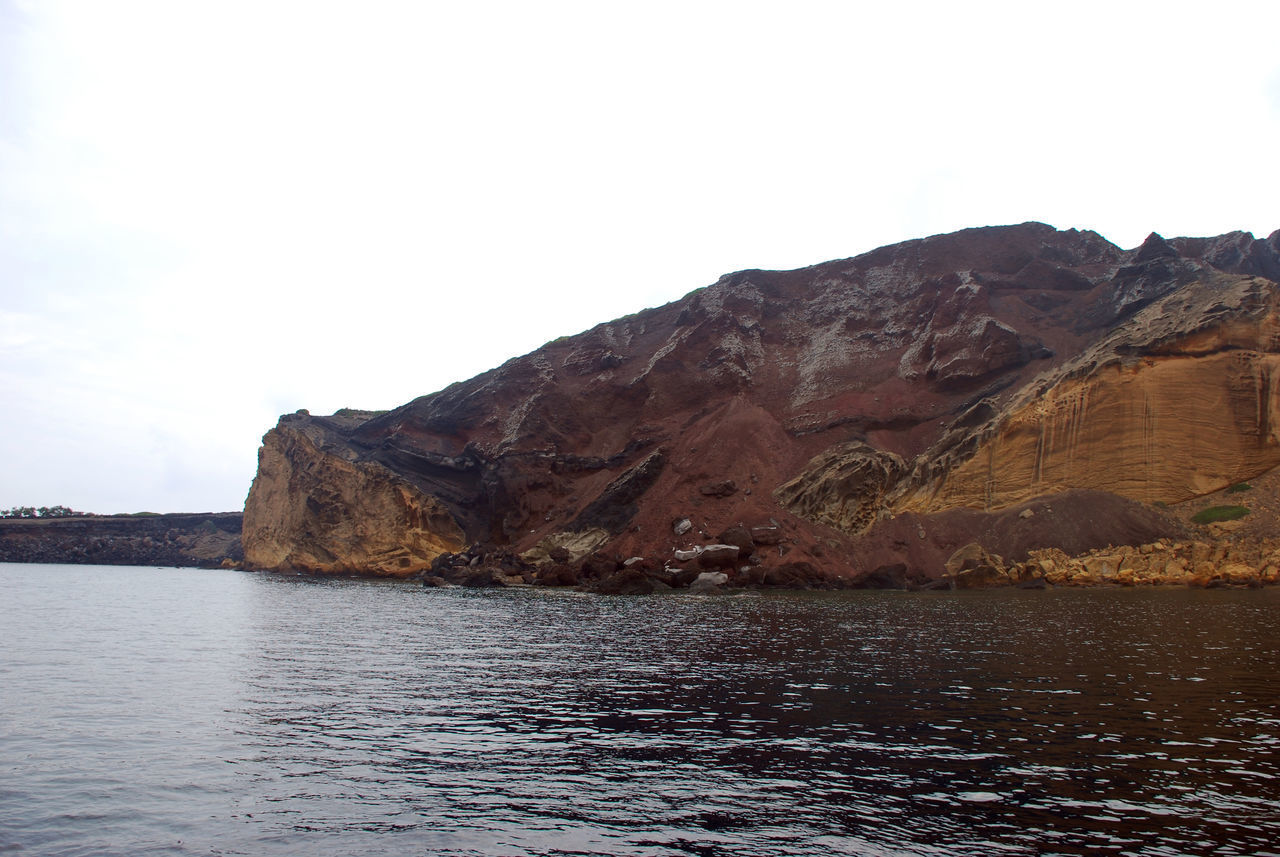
(242, 223), (1280, 590)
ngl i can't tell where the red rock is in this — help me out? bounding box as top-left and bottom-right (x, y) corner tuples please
(697, 544), (740, 569)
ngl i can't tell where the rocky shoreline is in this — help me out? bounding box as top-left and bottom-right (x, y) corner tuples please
(0, 513), (243, 568)
(413, 527), (1280, 594)
(4, 506), (1276, 593)
(944, 532), (1280, 589)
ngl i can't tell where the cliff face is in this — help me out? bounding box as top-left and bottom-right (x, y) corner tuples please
(890, 270), (1280, 513)
(242, 411), (465, 575)
(242, 223), (1280, 584)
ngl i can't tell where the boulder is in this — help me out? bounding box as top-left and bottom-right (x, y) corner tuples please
(717, 524), (755, 554)
(945, 543), (1003, 576)
(534, 563), (581, 586)
(749, 525), (783, 546)
(697, 544), (740, 569)
(448, 567), (503, 588)
(590, 566), (672, 595)
(690, 571), (729, 592)
(951, 565), (1012, 588)
(759, 561), (824, 588)
(699, 480), (738, 498)
(520, 528), (610, 565)
(1220, 562), (1261, 587)
(944, 543), (1011, 588)
(672, 565), (705, 588)
(579, 551), (620, 579)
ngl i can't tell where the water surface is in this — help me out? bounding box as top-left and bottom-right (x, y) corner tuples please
(2, 564), (1278, 856)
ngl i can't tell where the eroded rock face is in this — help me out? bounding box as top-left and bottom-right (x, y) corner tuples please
(241, 223), (1280, 583)
(775, 443), (906, 535)
(242, 411), (465, 575)
(892, 273), (1280, 513)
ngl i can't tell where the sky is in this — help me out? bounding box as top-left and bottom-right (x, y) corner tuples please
(2, 0), (1279, 514)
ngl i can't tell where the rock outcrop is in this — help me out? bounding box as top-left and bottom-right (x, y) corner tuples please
(890, 271), (1280, 512)
(242, 222), (1280, 586)
(242, 410), (465, 576)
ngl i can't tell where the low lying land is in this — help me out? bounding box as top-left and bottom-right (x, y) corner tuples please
(0, 512), (243, 568)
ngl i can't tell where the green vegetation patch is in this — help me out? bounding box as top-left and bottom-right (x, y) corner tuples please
(1226, 482), (1253, 493)
(334, 408), (388, 418)
(1191, 505), (1250, 525)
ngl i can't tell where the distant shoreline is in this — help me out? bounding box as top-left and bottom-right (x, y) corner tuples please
(0, 511), (242, 568)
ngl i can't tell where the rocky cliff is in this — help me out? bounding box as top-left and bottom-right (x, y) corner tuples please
(242, 223), (1280, 586)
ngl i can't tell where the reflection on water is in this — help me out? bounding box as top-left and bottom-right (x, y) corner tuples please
(1, 565), (1279, 856)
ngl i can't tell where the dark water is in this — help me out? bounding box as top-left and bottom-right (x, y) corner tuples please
(1, 565), (1279, 856)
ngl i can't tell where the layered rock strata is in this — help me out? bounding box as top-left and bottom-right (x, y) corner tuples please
(242, 410), (465, 575)
(242, 223), (1280, 586)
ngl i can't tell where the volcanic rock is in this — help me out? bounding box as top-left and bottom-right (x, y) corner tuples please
(690, 571), (729, 592)
(749, 525), (783, 545)
(241, 223), (1280, 586)
(944, 543), (1013, 588)
(716, 524), (755, 555)
(0, 512), (243, 568)
(697, 544), (741, 569)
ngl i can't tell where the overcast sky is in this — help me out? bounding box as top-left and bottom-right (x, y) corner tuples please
(2, 1), (1278, 514)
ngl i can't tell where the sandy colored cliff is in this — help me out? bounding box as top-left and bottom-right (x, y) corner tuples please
(243, 410), (464, 575)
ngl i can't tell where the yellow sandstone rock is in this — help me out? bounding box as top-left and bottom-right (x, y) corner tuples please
(243, 418), (465, 576)
(892, 275), (1280, 515)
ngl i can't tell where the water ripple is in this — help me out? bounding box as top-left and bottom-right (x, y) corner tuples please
(2, 567), (1279, 856)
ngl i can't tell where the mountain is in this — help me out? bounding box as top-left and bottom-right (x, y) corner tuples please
(242, 223), (1280, 588)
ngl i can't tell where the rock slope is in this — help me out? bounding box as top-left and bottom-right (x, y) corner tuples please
(242, 223), (1280, 586)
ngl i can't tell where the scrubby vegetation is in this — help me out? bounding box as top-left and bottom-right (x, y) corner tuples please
(334, 408), (389, 418)
(1226, 482), (1253, 493)
(1191, 505), (1250, 524)
(0, 505), (88, 519)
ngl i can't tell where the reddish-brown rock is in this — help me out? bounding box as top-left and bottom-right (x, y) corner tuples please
(241, 223), (1280, 585)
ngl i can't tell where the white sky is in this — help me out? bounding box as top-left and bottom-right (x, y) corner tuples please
(2, 0), (1279, 514)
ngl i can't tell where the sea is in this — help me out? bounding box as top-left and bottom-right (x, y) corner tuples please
(1, 563), (1278, 857)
